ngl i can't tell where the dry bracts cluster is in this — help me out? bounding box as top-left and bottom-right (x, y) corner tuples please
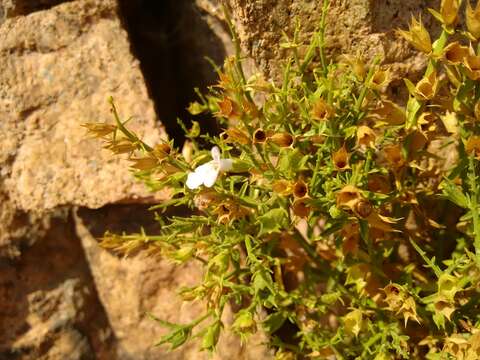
(83, 1), (480, 358)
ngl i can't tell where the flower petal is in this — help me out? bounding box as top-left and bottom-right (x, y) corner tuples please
(218, 158), (233, 172)
(203, 168), (220, 187)
(186, 171), (203, 189)
(211, 146), (221, 162)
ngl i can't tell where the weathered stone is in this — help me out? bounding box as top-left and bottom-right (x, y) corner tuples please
(0, 215), (115, 360)
(0, 0), (165, 216)
(226, 0), (440, 86)
(0, 0), (72, 23)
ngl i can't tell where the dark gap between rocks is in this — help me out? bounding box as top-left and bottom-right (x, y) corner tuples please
(117, 0), (227, 146)
(2, 0), (74, 17)
(0, 212), (116, 359)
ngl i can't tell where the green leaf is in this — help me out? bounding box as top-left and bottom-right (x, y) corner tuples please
(262, 312), (287, 334)
(253, 268), (275, 294)
(187, 101), (207, 115)
(277, 149), (309, 176)
(440, 178), (469, 208)
(257, 208), (288, 236)
(201, 321), (222, 352)
(405, 96), (422, 129)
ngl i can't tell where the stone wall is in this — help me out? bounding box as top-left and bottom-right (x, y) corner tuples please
(0, 0), (434, 358)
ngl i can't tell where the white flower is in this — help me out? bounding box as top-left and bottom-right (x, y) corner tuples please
(186, 146), (233, 189)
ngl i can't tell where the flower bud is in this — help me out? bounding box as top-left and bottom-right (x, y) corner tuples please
(182, 140), (193, 163)
(438, 273), (461, 303)
(270, 132), (294, 147)
(253, 128), (268, 143)
(356, 126), (376, 148)
(442, 42), (470, 65)
(332, 145), (349, 170)
(82, 122), (116, 138)
(172, 245), (195, 263)
(202, 321), (221, 351)
(311, 98), (335, 121)
(463, 54), (480, 80)
(415, 70), (439, 100)
(441, 0), (460, 27)
(467, 1), (480, 39)
(371, 99), (406, 126)
(232, 310), (257, 336)
(208, 251), (230, 274)
(129, 156), (158, 170)
(223, 127), (250, 145)
(272, 180), (293, 196)
(292, 199), (311, 218)
(368, 67), (391, 91)
(343, 309), (365, 337)
(153, 143), (172, 159)
(292, 180), (308, 198)
(341, 54), (366, 80)
(396, 16), (432, 54)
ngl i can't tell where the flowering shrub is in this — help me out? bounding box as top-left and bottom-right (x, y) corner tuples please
(84, 0), (480, 358)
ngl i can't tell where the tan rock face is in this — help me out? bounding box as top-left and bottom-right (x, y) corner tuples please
(0, 215), (116, 359)
(226, 0), (439, 85)
(0, 0), (164, 214)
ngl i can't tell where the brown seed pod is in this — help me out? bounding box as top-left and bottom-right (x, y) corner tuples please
(370, 99), (406, 125)
(368, 67), (391, 91)
(253, 129), (268, 143)
(467, 1), (480, 39)
(367, 174), (391, 194)
(415, 70), (439, 100)
(356, 126), (376, 149)
(223, 127), (250, 145)
(354, 199), (373, 218)
(464, 54), (480, 80)
(292, 199), (311, 218)
(217, 97), (234, 118)
(466, 135), (480, 159)
(332, 145), (349, 170)
(129, 156), (159, 170)
(272, 180), (293, 196)
(336, 185), (362, 210)
(382, 144), (406, 169)
(293, 180), (308, 198)
(442, 42), (469, 65)
(311, 98), (335, 121)
(270, 132), (294, 147)
(154, 143), (172, 159)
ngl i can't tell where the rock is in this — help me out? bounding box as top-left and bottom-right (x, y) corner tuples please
(0, 0), (166, 256)
(0, 215), (115, 359)
(226, 0), (440, 85)
(0, 0), (165, 215)
(0, 0), (71, 23)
